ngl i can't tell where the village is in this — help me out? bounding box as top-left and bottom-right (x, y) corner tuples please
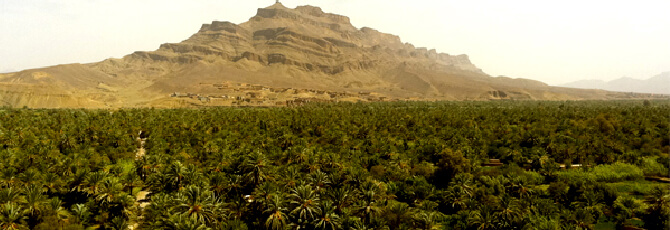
(169, 81), (394, 107)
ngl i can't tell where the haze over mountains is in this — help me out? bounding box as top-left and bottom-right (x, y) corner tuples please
(0, 3), (659, 108)
(561, 72), (670, 94)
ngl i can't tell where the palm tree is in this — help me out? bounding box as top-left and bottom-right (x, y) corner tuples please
(122, 171), (143, 195)
(43, 173), (63, 194)
(164, 161), (187, 192)
(17, 168), (42, 186)
(67, 169), (89, 192)
(70, 203), (90, 225)
(642, 187), (670, 230)
(220, 219), (248, 230)
(140, 193), (174, 229)
(0, 187), (21, 204)
(313, 201), (341, 230)
(510, 177), (532, 199)
(162, 212), (212, 230)
(23, 184), (47, 227)
(209, 172), (227, 196)
(495, 194), (520, 229)
(289, 185), (320, 228)
(108, 216), (128, 230)
(0, 203), (25, 230)
(308, 170), (331, 192)
(469, 205), (497, 230)
(355, 180), (383, 225)
(254, 182), (277, 203)
(413, 211), (444, 230)
(264, 195), (288, 230)
(44, 197), (70, 230)
(328, 186), (353, 214)
(612, 196), (639, 229)
(223, 195), (248, 221)
(571, 190), (604, 222)
(449, 173), (474, 197)
(524, 215), (560, 230)
(0, 167), (17, 188)
(382, 201), (414, 230)
(244, 151), (268, 187)
(83, 171), (108, 194)
(182, 164), (205, 188)
(96, 177), (125, 208)
(173, 185), (222, 226)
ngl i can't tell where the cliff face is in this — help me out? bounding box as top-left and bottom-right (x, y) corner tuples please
(0, 4), (646, 108)
(131, 3), (482, 75)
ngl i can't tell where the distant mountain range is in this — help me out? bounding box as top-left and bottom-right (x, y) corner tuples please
(560, 72), (670, 94)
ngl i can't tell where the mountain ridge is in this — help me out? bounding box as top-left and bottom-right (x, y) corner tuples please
(0, 3), (659, 108)
(560, 72), (670, 94)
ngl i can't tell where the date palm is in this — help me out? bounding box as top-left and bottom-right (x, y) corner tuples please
(571, 190), (604, 222)
(355, 181), (383, 225)
(166, 161), (187, 191)
(313, 201), (341, 230)
(162, 212), (212, 230)
(42, 173), (63, 194)
(449, 173), (474, 197)
(223, 195), (248, 221)
(495, 194), (520, 228)
(96, 177), (125, 208)
(23, 184), (46, 226)
(122, 171), (143, 195)
(469, 206), (497, 230)
(383, 201), (414, 230)
(108, 216), (128, 230)
(642, 187), (670, 230)
(308, 170), (331, 192)
(17, 168), (42, 186)
(0, 187), (21, 204)
(0, 167), (17, 188)
(83, 171), (108, 194)
(220, 219), (248, 230)
(510, 177), (532, 199)
(264, 194), (288, 230)
(413, 211), (444, 230)
(182, 164), (205, 188)
(0, 203), (24, 230)
(244, 151), (268, 187)
(289, 185), (320, 227)
(70, 203), (90, 225)
(174, 185), (222, 225)
(209, 173), (227, 196)
(328, 186), (353, 214)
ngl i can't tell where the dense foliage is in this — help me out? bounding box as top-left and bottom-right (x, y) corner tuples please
(0, 100), (668, 230)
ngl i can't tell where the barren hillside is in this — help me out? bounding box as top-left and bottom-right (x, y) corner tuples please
(0, 3), (658, 108)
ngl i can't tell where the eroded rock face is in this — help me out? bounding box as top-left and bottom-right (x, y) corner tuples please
(0, 3), (640, 108)
(124, 3), (482, 76)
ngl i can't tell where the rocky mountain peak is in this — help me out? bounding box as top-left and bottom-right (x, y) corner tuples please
(0, 3), (650, 108)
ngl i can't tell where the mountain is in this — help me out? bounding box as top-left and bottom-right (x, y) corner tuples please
(561, 72), (670, 94)
(0, 3), (650, 108)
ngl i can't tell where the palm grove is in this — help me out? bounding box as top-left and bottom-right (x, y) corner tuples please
(0, 100), (668, 230)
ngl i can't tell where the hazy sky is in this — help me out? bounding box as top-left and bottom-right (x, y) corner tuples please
(1, 0), (668, 85)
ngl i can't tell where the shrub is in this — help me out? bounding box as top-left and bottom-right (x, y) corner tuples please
(591, 163), (644, 182)
(641, 157), (669, 177)
(557, 163), (643, 183)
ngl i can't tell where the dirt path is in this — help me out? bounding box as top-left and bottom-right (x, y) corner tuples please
(135, 137), (146, 159)
(129, 136), (149, 230)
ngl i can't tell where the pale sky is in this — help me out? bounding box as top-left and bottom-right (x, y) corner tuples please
(1, 0), (668, 85)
